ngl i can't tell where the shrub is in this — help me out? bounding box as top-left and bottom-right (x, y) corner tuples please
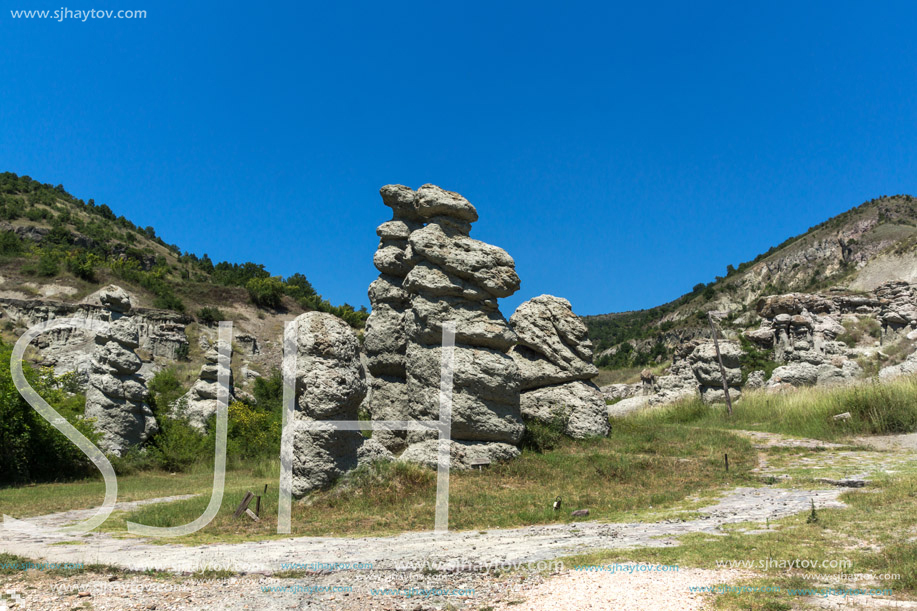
(520, 409), (568, 453)
(152, 291), (185, 312)
(246, 276), (284, 309)
(65, 251), (98, 281)
(0, 231), (22, 256)
(0, 341), (96, 483)
(196, 307), (225, 326)
(31, 251), (60, 277)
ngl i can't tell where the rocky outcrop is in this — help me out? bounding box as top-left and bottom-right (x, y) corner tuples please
(0, 288), (190, 382)
(170, 349), (236, 432)
(83, 290), (158, 456)
(879, 350), (917, 380)
(876, 281), (917, 341)
(292, 312), (391, 497)
(402, 186), (524, 453)
(601, 383), (641, 402)
(688, 341), (743, 404)
(746, 288), (874, 388)
(509, 295), (609, 438)
(364, 184), (525, 466)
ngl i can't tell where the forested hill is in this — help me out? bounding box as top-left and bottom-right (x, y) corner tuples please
(0, 172), (367, 327)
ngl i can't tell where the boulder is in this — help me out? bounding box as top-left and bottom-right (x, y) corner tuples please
(292, 312), (392, 496)
(519, 380), (609, 439)
(398, 439), (519, 470)
(769, 362), (820, 387)
(509, 295), (609, 438)
(84, 313), (156, 456)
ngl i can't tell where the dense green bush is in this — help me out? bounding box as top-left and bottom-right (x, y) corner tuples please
(65, 250), (98, 281)
(246, 276), (285, 308)
(196, 306), (225, 326)
(0, 341), (96, 484)
(0, 231), (22, 256)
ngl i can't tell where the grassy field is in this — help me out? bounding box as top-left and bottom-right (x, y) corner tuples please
(0, 419), (757, 544)
(627, 376), (917, 441)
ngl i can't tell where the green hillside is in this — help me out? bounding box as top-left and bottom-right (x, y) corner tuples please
(0, 172), (367, 327)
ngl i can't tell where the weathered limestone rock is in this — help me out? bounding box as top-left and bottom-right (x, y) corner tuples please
(404, 186), (524, 447)
(509, 295), (609, 439)
(363, 187), (423, 452)
(84, 306), (157, 456)
(688, 341), (742, 404)
(745, 370), (767, 389)
(292, 312), (392, 497)
(600, 383), (641, 402)
(769, 362), (820, 387)
(398, 439), (519, 470)
(365, 184), (525, 459)
(170, 349), (236, 432)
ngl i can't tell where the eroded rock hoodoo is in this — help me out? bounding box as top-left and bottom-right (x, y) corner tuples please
(169, 348), (236, 432)
(364, 184), (525, 468)
(84, 288), (158, 456)
(509, 295), (609, 438)
(291, 312), (391, 496)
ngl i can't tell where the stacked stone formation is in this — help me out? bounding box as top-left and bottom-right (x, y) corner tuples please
(362, 184), (423, 452)
(363, 184), (525, 467)
(84, 292), (158, 456)
(877, 281), (917, 341)
(687, 341), (743, 404)
(291, 312), (391, 497)
(402, 185), (524, 461)
(509, 295), (609, 438)
(169, 348), (235, 432)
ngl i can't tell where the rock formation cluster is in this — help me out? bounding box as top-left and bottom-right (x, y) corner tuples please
(509, 295), (609, 438)
(745, 291), (865, 388)
(83, 287), (158, 456)
(291, 312), (391, 496)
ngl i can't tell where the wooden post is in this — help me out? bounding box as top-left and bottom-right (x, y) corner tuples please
(233, 491), (255, 518)
(707, 312), (733, 416)
(725, 453), (729, 472)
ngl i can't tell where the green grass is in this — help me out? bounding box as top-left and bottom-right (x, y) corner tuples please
(625, 377), (917, 441)
(0, 459), (274, 519)
(88, 419), (755, 544)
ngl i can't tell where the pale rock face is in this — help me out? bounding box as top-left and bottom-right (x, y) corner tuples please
(769, 362), (820, 387)
(509, 295), (609, 439)
(745, 370), (767, 389)
(291, 312), (392, 496)
(408, 224), (520, 299)
(519, 380), (609, 439)
(879, 351), (917, 380)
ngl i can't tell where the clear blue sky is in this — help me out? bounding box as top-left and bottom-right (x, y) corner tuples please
(2, 1), (916, 315)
